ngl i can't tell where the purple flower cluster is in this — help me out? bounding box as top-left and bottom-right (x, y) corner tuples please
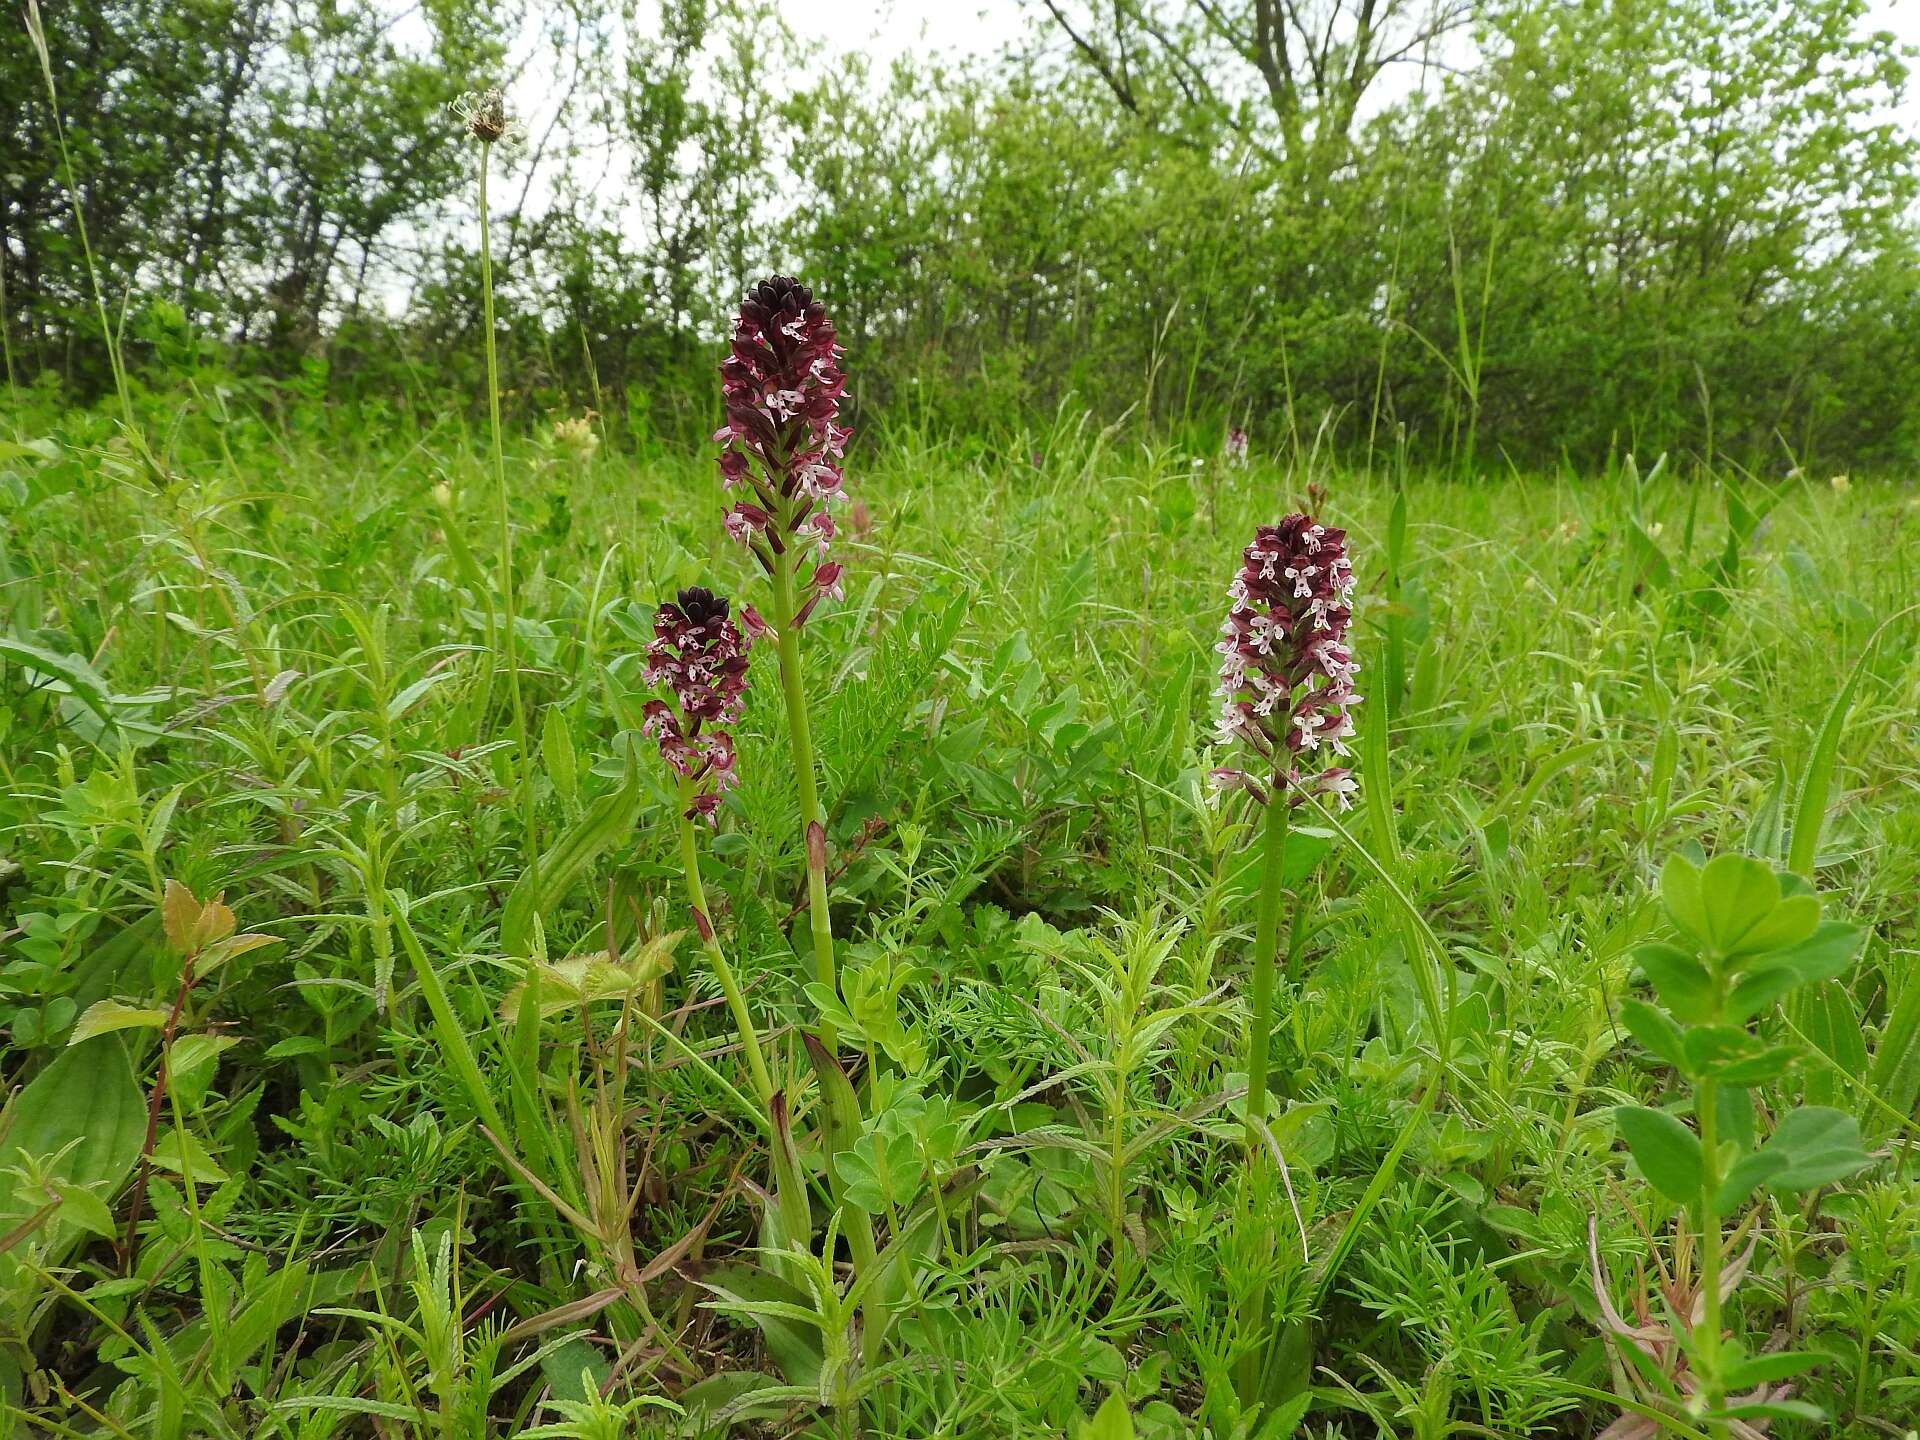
(716, 276), (850, 627)
(1211, 515), (1362, 810)
(642, 587), (752, 823)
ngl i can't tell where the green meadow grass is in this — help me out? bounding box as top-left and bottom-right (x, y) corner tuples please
(0, 390), (1917, 1438)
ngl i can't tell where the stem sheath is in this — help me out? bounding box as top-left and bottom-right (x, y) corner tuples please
(1244, 793), (1291, 1154)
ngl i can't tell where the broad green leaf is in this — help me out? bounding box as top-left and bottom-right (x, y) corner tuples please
(0, 1039), (145, 1246)
(538, 1337), (610, 1405)
(1727, 923), (1859, 1021)
(1632, 943), (1715, 1022)
(1789, 627), (1881, 878)
(1619, 999), (1688, 1072)
(1761, 1106), (1872, 1194)
(1077, 1391), (1136, 1440)
(1717, 1084), (1755, 1153)
(1716, 1149), (1788, 1216)
(1726, 962), (1806, 1025)
(1712, 1045), (1800, 1086)
(495, 937), (678, 1019)
(69, 998), (168, 1044)
(167, 1033), (241, 1082)
(697, 1268), (823, 1387)
(265, 1036), (329, 1060)
(1866, 961), (1920, 1138)
(0, 438), (60, 464)
(150, 1128), (229, 1185)
(0, 638), (115, 725)
(1798, 979), (1866, 1110)
(49, 1183), (116, 1239)
(1680, 1023), (1748, 1074)
(1695, 853), (1779, 956)
(385, 670), (456, 722)
(1614, 1105), (1703, 1206)
(1721, 1399), (1826, 1424)
(1723, 1351), (1824, 1389)
(541, 704), (578, 805)
(1767, 920), (1862, 981)
(1726, 893), (1818, 959)
(1658, 853), (1708, 946)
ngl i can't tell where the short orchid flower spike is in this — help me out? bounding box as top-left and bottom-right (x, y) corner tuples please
(642, 586), (752, 823)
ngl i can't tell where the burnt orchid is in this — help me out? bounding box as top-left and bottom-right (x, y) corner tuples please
(1211, 515), (1362, 1163)
(715, 276), (854, 1053)
(1210, 515), (1361, 812)
(641, 585), (772, 1104)
(716, 275), (852, 628)
(642, 586), (750, 824)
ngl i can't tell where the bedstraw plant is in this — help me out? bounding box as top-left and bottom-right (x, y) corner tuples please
(1606, 851), (1875, 1437)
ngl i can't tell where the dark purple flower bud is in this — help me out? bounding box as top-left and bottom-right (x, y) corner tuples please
(1212, 515), (1362, 810)
(717, 276), (852, 621)
(644, 586), (753, 823)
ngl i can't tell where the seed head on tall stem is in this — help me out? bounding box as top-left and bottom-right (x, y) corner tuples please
(457, 85), (538, 908)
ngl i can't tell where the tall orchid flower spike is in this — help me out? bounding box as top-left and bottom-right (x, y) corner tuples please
(1211, 514), (1363, 1161)
(714, 276), (852, 1048)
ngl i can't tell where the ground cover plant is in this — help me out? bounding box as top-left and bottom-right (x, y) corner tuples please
(2, 286), (1918, 1435)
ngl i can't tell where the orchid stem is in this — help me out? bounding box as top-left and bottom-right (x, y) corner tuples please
(677, 782), (774, 1105)
(772, 548), (837, 1051)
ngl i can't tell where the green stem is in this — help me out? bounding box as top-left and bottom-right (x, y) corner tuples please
(1108, 1066), (1132, 1291)
(477, 142), (537, 898)
(771, 549), (837, 1048)
(1244, 793), (1291, 1154)
(677, 790), (774, 1106)
(1695, 1074), (1727, 1437)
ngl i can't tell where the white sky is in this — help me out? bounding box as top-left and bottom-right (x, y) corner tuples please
(778, 0), (1026, 68)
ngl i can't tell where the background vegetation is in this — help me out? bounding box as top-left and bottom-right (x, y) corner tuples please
(4, 0), (1918, 469)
